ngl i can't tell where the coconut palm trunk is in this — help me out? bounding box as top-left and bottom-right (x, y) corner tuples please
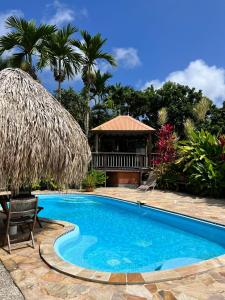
(58, 80), (62, 101)
(57, 59), (62, 102)
(84, 84), (90, 136)
(28, 54), (32, 68)
(85, 108), (90, 136)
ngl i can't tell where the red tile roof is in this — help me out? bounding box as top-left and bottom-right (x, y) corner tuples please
(91, 115), (155, 132)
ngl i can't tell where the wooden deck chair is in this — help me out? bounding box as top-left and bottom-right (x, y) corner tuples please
(4, 196), (38, 254)
(0, 194), (43, 228)
(138, 171), (157, 191)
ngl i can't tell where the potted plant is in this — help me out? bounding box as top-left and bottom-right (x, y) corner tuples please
(82, 170), (107, 192)
(82, 173), (96, 192)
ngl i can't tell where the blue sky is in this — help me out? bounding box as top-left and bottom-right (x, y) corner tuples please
(1, 0), (225, 105)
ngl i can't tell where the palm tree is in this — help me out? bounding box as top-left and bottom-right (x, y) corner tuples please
(0, 55), (23, 71)
(74, 30), (116, 136)
(0, 16), (56, 78)
(39, 24), (82, 100)
(107, 83), (131, 115)
(0, 56), (10, 70)
(90, 70), (112, 105)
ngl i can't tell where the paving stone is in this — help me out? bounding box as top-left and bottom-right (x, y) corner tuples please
(158, 290), (177, 300)
(125, 295), (148, 300)
(3, 258), (18, 271)
(109, 273), (126, 283)
(176, 294), (198, 300)
(145, 283), (158, 294)
(111, 291), (127, 300)
(41, 271), (68, 282)
(207, 296), (225, 300)
(126, 285), (153, 299)
(127, 273), (145, 284)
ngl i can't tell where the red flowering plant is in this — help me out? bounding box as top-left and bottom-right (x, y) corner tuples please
(219, 135), (225, 161)
(152, 123), (178, 189)
(153, 123), (177, 166)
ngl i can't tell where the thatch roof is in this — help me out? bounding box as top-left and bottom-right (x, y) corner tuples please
(0, 68), (91, 192)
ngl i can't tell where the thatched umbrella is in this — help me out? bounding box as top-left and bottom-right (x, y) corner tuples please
(0, 68), (91, 192)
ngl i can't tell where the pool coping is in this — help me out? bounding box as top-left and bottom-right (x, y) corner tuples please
(39, 195), (225, 285)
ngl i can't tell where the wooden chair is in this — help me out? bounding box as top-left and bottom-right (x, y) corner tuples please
(0, 194), (43, 228)
(4, 196), (38, 254)
(36, 206), (43, 228)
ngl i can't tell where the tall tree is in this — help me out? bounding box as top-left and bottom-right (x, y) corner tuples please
(90, 70), (112, 105)
(0, 56), (10, 70)
(105, 82), (207, 137)
(0, 16), (56, 78)
(204, 103), (225, 135)
(57, 88), (87, 131)
(39, 24), (82, 100)
(106, 84), (151, 118)
(74, 30), (116, 136)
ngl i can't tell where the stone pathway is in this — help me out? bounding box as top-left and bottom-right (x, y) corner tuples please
(0, 188), (225, 299)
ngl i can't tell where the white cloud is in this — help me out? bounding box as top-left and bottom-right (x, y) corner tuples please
(95, 61), (112, 73)
(0, 9), (23, 36)
(142, 60), (225, 106)
(142, 79), (162, 90)
(44, 0), (87, 27)
(113, 47), (141, 69)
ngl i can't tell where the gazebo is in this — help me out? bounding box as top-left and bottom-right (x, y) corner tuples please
(91, 115), (155, 186)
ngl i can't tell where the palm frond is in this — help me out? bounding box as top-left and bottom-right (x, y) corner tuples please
(5, 16), (27, 32)
(0, 33), (19, 52)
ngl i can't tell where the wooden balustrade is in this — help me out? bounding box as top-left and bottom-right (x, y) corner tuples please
(91, 152), (159, 170)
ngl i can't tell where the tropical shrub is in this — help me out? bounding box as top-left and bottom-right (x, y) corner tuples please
(82, 170), (107, 190)
(176, 130), (225, 197)
(32, 177), (62, 191)
(156, 163), (183, 191)
(82, 173), (96, 191)
(91, 169), (107, 186)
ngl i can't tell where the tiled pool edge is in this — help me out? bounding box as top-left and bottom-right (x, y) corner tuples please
(39, 217), (225, 285)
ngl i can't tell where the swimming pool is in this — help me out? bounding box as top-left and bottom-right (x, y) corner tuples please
(38, 194), (225, 273)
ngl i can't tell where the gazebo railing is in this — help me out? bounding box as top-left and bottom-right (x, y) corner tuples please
(92, 152), (159, 169)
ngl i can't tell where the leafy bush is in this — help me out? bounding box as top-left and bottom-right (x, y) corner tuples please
(82, 170), (107, 189)
(32, 177), (62, 191)
(91, 169), (107, 186)
(82, 173), (96, 189)
(176, 130), (225, 197)
(156, 163), (185, 191)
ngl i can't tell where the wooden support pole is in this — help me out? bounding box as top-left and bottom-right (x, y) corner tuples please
(95, 134), (99, 153)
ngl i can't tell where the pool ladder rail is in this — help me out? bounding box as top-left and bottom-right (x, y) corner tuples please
(137, 200), (145, 207)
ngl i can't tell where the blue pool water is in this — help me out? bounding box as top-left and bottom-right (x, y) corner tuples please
(38, 194), (225, 273)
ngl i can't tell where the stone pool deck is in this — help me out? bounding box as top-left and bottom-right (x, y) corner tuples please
(1, 188), (225, 299)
